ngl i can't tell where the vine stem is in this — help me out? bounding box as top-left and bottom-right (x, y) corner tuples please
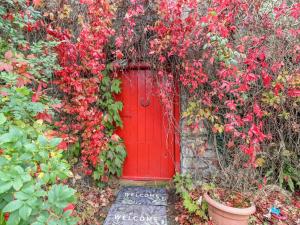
(213, 133), (226, 176)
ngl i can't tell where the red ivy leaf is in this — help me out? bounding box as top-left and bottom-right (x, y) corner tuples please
(33, 0), (42, 7)
(57, 141), (68, 150)
(36, 112), (52, 123)
(115, 50), (123, 60)
(63, 204), (75, 212)
(287, 88), (300, 97)
(253, 103), (264, 118)
(4, 51), (13, 60)
(80, 0), (93, 5)
(262, 70), (272, 87)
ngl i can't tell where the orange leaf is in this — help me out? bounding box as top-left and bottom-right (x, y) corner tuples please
(0, 62), (13, 72)
(4, 51), (13, 60)
(33, 0), (42, 7)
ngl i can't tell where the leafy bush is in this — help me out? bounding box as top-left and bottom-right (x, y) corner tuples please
(0, 77), (77, 225)
(263, 147), (300, 192)
(173, 173), (208, 219)
(0, 1), (77, 224)
(145, 0), (300, 191)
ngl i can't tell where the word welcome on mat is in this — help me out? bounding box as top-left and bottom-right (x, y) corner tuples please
(104, 186), (168, 225)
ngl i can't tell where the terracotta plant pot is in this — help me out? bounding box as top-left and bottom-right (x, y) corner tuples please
(204, 192), (256, 225)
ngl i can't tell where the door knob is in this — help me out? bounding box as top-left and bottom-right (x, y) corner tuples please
(140, 99), (150, 107)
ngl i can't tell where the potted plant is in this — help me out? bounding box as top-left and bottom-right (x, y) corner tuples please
(204, 188), (256, 225)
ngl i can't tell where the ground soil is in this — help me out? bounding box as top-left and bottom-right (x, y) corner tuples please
(68, 164), (121, 225)
(167, 186), (181, 225)
(251, 186), (300, 225)
(168, 184), (300, 225)
(69, 165), (299, 225)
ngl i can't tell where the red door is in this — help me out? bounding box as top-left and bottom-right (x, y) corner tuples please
(117, 69), (175, 180)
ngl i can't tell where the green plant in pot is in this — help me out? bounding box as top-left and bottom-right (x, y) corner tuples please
(204, 188), (256, 225)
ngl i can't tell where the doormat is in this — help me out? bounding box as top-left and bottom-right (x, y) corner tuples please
(103, 204), (167, 225)
(115, 186), (167, 206)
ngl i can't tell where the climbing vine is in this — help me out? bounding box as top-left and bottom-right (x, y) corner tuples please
(8, 0), (297, 189)
(97, 0), (299, 188)
(45, 0), (126, 181)
(147, 0), (300, 189)
(94, 66), (126, 183)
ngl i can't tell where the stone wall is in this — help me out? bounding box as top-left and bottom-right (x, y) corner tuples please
(180, 91), (219, 180)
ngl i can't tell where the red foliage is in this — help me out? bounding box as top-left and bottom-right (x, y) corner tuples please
(42, 0), (299, 175)
(63, 204), (75, 212)
(47, 0), (114, 172)
(148, 0), (300, 163)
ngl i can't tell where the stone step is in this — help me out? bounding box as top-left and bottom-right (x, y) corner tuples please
(115, 186), (167, 206)
(104, 204), (167, 225)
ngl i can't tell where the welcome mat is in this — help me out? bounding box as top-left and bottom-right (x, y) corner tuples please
(104, 204), (167, 225)
(104, 186), (168, 225)
(115, 186), (167, 206)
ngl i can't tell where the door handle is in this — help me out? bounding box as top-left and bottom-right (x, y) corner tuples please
(140, 99), (150, 107)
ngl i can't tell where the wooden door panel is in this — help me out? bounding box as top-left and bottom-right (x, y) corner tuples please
(117, 69), (175, 180)
(118, 70), (138, 177)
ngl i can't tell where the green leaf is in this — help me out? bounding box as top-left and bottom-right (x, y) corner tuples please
(48, 184), (76, 209)
(13, 178), (23, 191)
(106, 63), (113, 71)
(16, 87), (30, 96)
(0, 182), (12, 194)
(93, 170), (101, 180)
(20, 174), (31, 183)
(114, 102), (123, 111)
(3, 200), (23, 212)
(111, 79), (121, 93)
(9, 127), (22, 139)
(14, 166), (24, 174)
(115, 158), (122, 167)
(34, 211), (49, 224)
(0, 132), (13, 144)
(37, 135), (48, 146)
(287, 176), (295, 192)
(19, 204), (32, 220)
(265, 170), (273, 177)
(0, 213), (5, 224)
(7, 211), (20, 225)
(101, 76), (110, 86)
(32, 223), (44, 225)
(15, 191), (30, 200)
(49, 138), (62, 147)
(279, 171), (283, 187)
(0, 113), (7, 125)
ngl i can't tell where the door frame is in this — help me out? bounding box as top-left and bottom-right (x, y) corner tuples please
(113, 62), (181, 179)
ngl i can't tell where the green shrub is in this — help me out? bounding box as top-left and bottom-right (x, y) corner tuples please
(0, 86), (78, 225)
(173, 173), (209, 220)
(0, 1), (78, 224)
